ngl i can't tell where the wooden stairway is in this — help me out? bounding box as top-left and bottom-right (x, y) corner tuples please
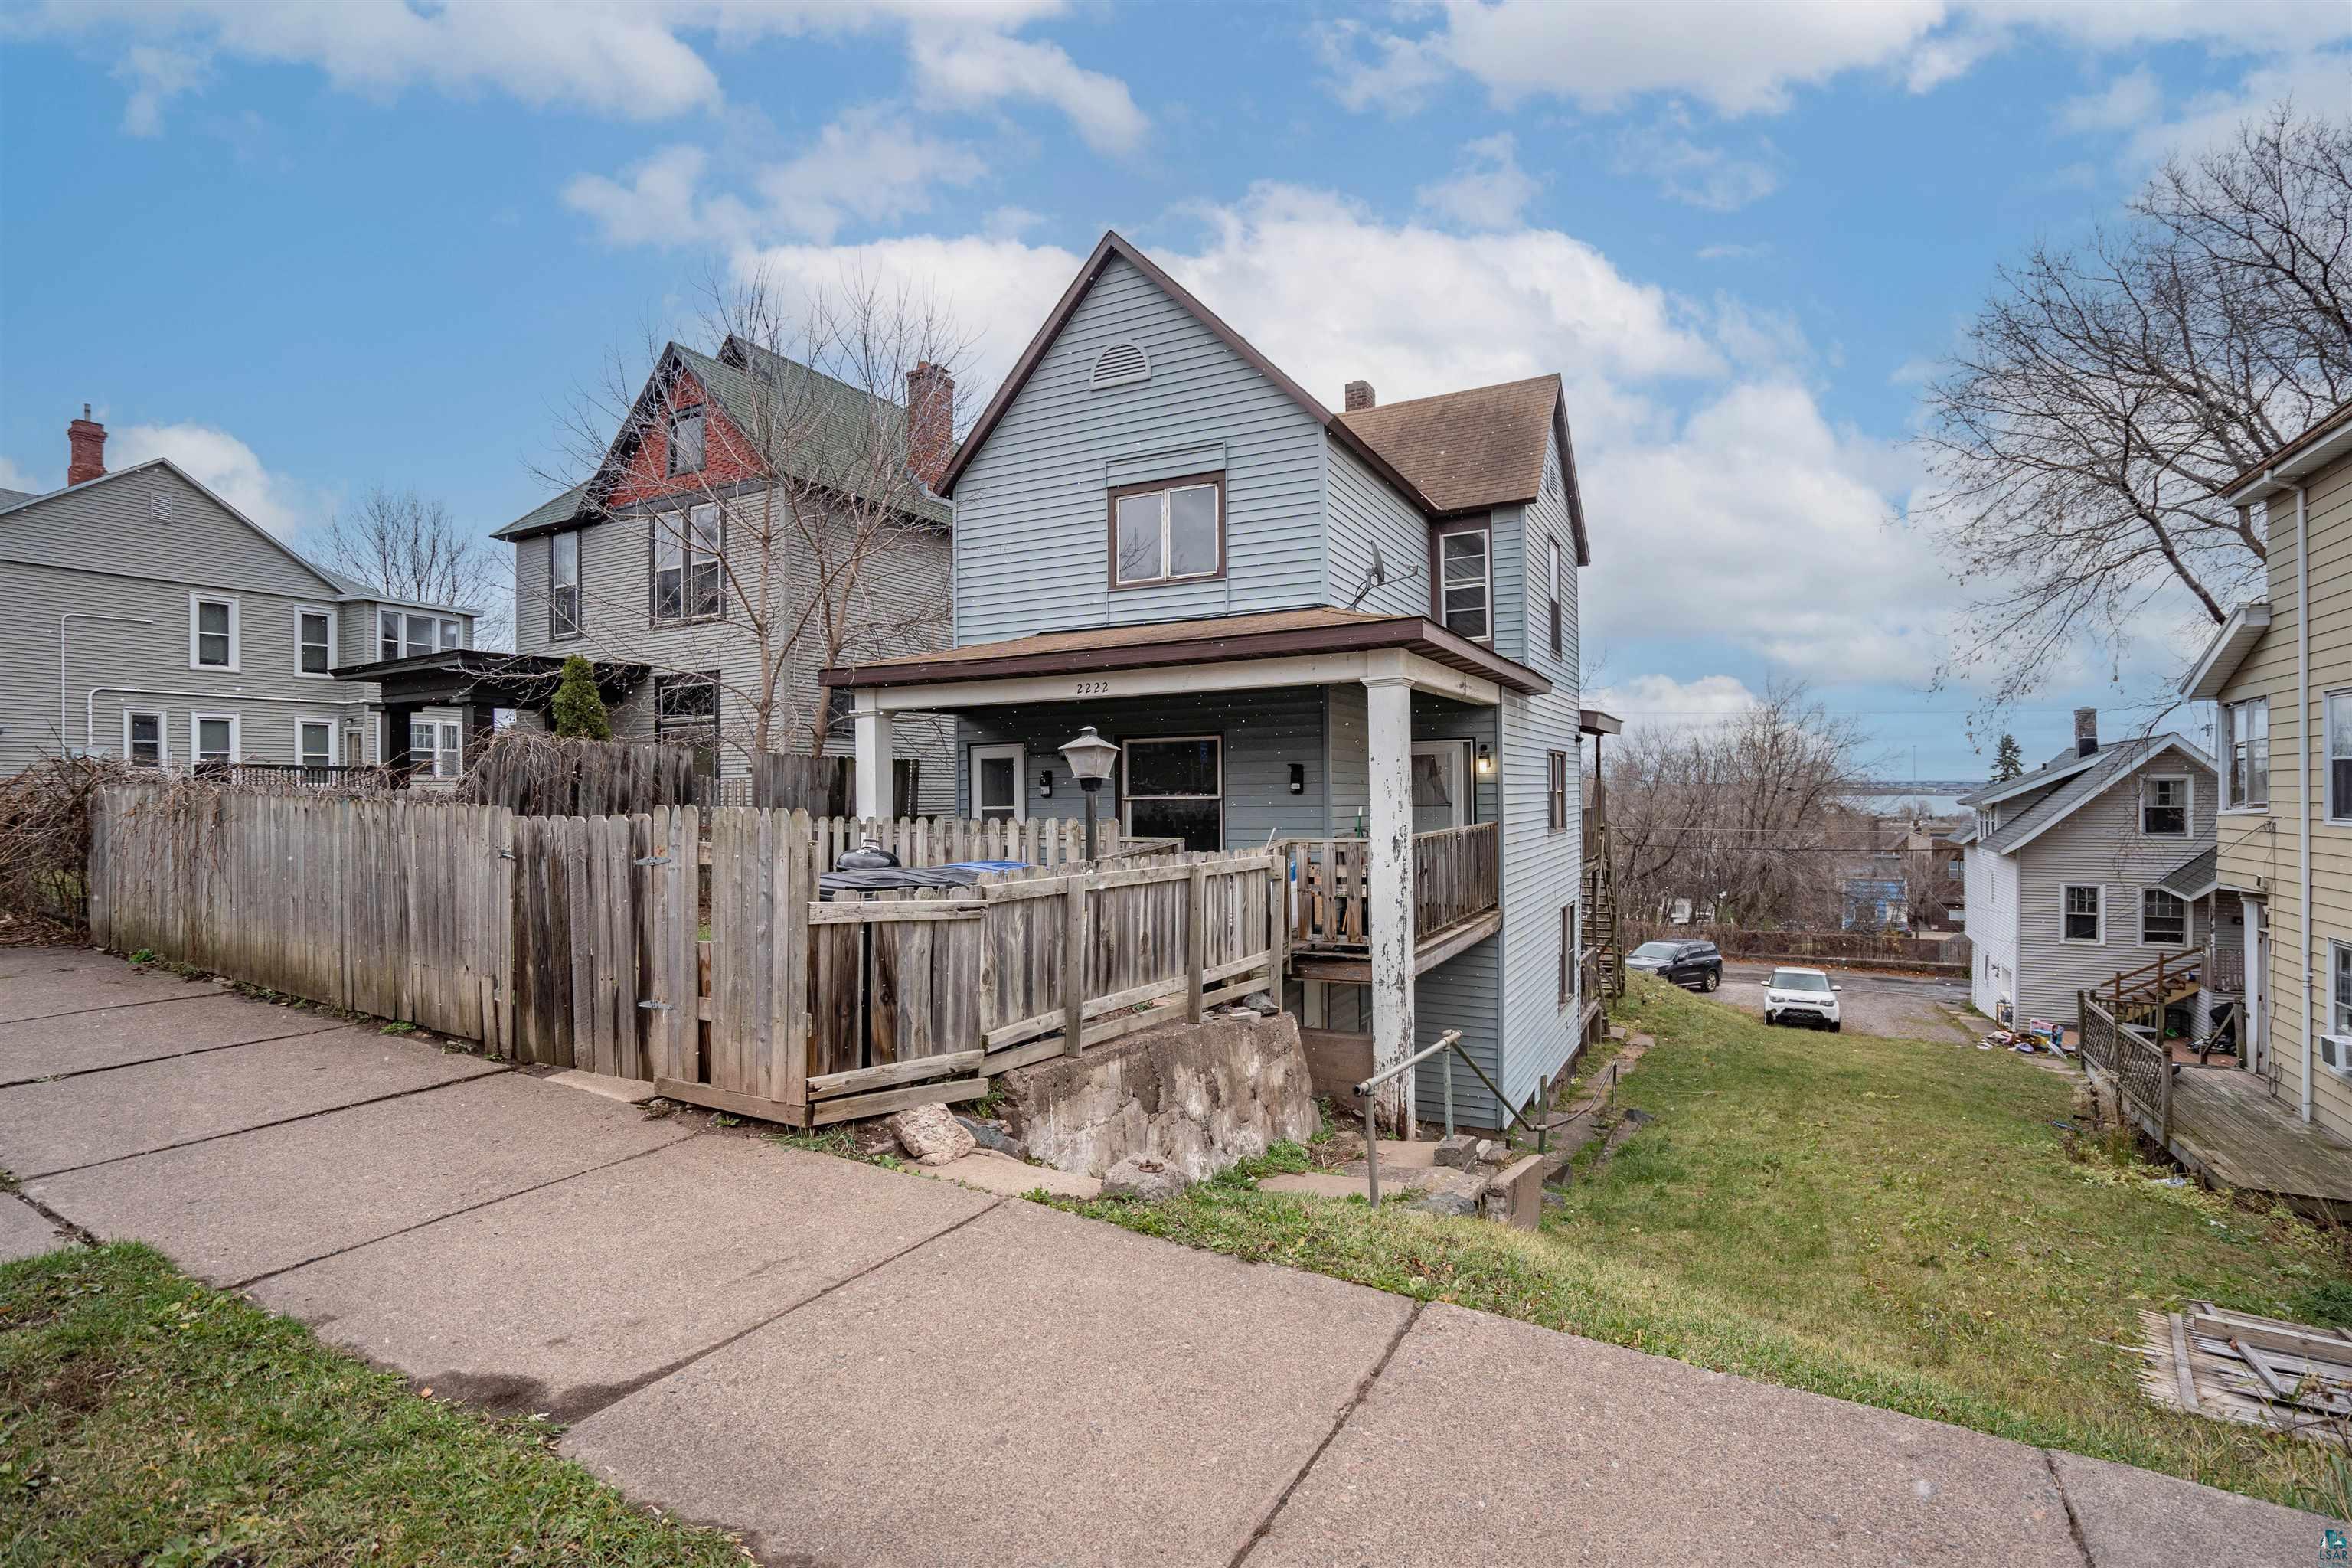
(2103, 950), (2203, 1033)
(1583, 816), (1625, 1001)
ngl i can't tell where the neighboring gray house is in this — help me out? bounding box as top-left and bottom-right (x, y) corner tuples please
(495, 336), (955, 812)
(0, 410), (479, 781)
(819, 230), (1598, 1131)
(1956, 708), (2221, 1029)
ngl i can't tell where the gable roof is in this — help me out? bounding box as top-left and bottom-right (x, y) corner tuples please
(935, 230), (1591, 563)
(1337, 375), (1585, 541)
(2158, 846), (2219, 900)
(1955, 743), (2101, 808)
(1978, 733), (2213, 854)
(491, 480), (596, 543)
(2178, 600), (2272, 700)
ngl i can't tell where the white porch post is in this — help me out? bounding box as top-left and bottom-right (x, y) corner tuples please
(851, 690), (890, 820)
(1364, 671), (1416, 1129)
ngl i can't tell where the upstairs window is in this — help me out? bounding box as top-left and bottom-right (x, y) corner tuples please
(2063, 884), (2103, 943)
(668, 407), (707, 475)
(189, 595), (237, 670)
(380, 609), (400, 661)
(2224, 697), (2269, 809)
(298, 609), (335, 676)
(1110, 475), (1222, 588)
(550, 531), (581, 639)
(2140, 776), (2189, 837)
(652, 504), (724, 622)
(1435, 523), (1491, 641)
(2330, 691), (2352, 822)
(1547, 750), (1568, 831)
(1547, 534), (1563, 659)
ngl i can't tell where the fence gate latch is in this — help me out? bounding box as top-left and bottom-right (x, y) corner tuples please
(633, 855), (672, 867)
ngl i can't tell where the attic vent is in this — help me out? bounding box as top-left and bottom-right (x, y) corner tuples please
(149, 488), (174, 523)
(1089, 340), (1151, 389)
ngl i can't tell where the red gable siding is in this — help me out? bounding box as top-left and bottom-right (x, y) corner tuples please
(603, 367), (767, 508)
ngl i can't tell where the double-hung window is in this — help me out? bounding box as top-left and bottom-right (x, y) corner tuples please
(550, 531), (581, 639)
(1547, 535), (1563, 658)
(1547, 750), (1569, 831)
(1558, 901), (1579, 1004)
(2140, 888), (2187, 947)
(1435, 523), (1491, 641)
(2063, 884), (2103, 943)
(2330, 691), (2352, 821)
(297, 609), (335, 677)
(299, 719), (336, 771)
(2223, 698), (2269, 809)
(192, 713), (239, 766)
(123, 712), (164, 766)
(1122, 735), (1222, 851)
(1110, 475), (1222, 587)
(189, 594), (237, 670)
(668, 407), (707, 475)
(653, 505), (724, 622)
(2140, 776), (2189, 837)
(655, 671), (720, 773)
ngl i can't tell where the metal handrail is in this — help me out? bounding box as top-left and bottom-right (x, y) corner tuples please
(1355, 1027), (1553, 1203)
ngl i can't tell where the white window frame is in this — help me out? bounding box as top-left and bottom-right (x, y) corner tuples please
(190, 711), (240, 766)
(415, 717), (462, 779)
(121, 710), (167, 766)
(2139, 774), (2190, 838)
(2222, 697), (2269, 812)
(2329, 690), (2352, 823)
(1435, 522), (1493, 642)
(188, 593), (240, 671)
(549, 531), (581, 641)
(1110, 478), (1222, 587)
(2330, 942), (2352, 1076)
(969, 743), (1028, 823)
(295, 606), (338, 680)
(297, 716), (338, 769)
(1120, 734), (1224, 846)
(2138, 887), (2188, 949)
(1545, 533), (1563, 658)
(2061, 884), (2104, 945)
(380, 609), (402, 662)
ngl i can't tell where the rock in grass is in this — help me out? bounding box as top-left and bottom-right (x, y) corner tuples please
(887, 1103), (975, 1166)
(1102, 1155), (1191, 1201)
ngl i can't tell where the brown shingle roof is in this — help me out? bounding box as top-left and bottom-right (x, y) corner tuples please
(1338, 375), (1562, 516)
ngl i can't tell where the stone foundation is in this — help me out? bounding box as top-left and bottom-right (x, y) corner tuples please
(996, 1014), (1319, 1181)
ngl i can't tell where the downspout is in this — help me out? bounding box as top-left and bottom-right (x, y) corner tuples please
(2298, 482), (2315, 1124)
(60, 614), (155, 748)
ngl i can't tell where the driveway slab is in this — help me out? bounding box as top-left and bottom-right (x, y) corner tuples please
(2047, 1449), (2342, 1563)
(254, 1137), (995, 1421)
(0, 991), (347, 1085)
(1248, 1302), (2083, 1567)
(0, 952), (217, 1021)
(561, 1197), (1412, 1568)
(0, 1194), (70, 1263)
(29, 1072), (692, 1285)
(0, 1028), (501, 1178)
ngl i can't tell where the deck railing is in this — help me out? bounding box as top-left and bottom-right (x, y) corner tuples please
(2077, 990), (2172, 1142)
(1279, 822), (1501, 950)
(2203, 944), (2246, 995)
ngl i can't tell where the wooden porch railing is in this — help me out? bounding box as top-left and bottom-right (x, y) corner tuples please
(2102, 949), (2203, 1030)
(2077, 990), (2172, 1142)
(1279, 822), (1501, 950)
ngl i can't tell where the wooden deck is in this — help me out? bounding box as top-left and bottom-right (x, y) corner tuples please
(2164, 1067), (2352, 1214)
(1288, 907), (1502, 982)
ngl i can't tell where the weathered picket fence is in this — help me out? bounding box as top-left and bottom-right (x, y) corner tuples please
(87, 786), (1256, 1128)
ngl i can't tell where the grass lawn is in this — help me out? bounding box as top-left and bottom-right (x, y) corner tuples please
(0, 1243), (746, 1566)
(1061, 974), (2352, 1517)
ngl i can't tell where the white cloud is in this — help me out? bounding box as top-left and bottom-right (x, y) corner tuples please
(906, 24), (1147, 154)
(1587, 674), (1763, 734)
(1695, 242), (1772, 262)
(1614, 123), (1780, 211)
(113, 43), (208, 136)
(1416, 134), (1540, 229)
(2097, 49), (2352, 167)
(110, 422), (322, 538)
(2056, 65), (2162, 133)
(564, 145), (728, 250)
(0, 455), (53, 496)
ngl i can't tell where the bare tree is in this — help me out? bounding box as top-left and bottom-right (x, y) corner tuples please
(1918, 103), (2352, 708)
(548, 268), (969, 766)
(315, 485), (512, 648)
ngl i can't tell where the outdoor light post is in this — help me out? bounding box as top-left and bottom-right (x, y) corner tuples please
(1058, 725), (1120, 861)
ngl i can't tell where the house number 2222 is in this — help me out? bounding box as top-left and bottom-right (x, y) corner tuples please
(1073, 680), (1112, 696)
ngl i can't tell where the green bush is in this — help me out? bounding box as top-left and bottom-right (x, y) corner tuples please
(549, 655), (610, 740)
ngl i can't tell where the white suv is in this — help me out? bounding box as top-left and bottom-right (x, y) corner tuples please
(1761, 967), (1842, 1031)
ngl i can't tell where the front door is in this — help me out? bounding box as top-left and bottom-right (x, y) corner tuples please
(969, 744), (1026, 822)
(1410, 740), (1470, 833)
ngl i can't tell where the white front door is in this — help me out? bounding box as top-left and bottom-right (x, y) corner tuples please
(1409, 740), (1470, 833)
(970, 744), (1027, 822)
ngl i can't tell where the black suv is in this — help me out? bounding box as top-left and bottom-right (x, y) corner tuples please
(1625, 939), (1722, 991)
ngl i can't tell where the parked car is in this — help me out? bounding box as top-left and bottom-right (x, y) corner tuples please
(1626, 939), (1721, 991)
(1761, 967), (1842, 1031)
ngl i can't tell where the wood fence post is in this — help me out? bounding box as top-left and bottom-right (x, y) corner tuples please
(1062, 873), (1086, 1057)
(1186, 861), (1207, 1024)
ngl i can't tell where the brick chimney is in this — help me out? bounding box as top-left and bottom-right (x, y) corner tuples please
(904, 361), (954, 491)
(67, 404), (106, 487)
(2073, 707), (2099, 759)
(1344, 380), (1376, 412)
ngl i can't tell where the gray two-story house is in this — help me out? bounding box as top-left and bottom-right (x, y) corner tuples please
(0, 410), (478, 781)
(820, 231), (1598, 1130)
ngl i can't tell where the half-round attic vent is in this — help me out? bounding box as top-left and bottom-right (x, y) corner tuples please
(1089, 340), (1151, 389)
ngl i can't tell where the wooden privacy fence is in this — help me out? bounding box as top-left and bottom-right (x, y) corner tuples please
(87, 786), (1258, 1129)
(2078, 990), (2173, 1142)
(1279, 823), (1501, 950)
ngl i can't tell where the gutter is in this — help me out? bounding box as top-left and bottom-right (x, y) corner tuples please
(2226, 416), (2352, 507)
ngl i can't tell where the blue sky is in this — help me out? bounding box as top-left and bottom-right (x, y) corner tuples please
(5, 2), (2350, 782)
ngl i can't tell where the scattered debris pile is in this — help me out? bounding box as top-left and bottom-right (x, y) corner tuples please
(1978, 1019), (2071, 1057)
(2137, 1299), (2352, 1444)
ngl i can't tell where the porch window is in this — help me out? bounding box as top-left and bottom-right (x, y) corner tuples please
(2139, 888), (2186, 947)
(655, 671), (720, 773)
(2223, 698), (2267, 809)
(668, 407), (707, 476)
(124, 712), (163, 766)
(550, 531), (580, 640)
(1436, 524), (1491, 641)
(1122, 735), (1222, 851)
(1547, 750), (1568, 831)
(2139, 776), (2188, 837)
(2063, 884), (2102, 943)
(1110, 474), (1222, 587)
(298, 609), (335, 676)
(422, 720), (462, 779)
(652, 504), (724, 622)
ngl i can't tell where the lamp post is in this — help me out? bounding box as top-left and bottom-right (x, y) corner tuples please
(1058, 726), (1120, 861)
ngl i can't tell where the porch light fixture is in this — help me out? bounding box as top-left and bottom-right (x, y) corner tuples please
(1476, 744), (1493, 776)
(1038, 769), (1054, 799)
(1058, 726), (1120, 861)
(1289, 763), (1305, 795)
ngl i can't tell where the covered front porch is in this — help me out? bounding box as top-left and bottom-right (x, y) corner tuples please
(822, 608), (1550, 1125)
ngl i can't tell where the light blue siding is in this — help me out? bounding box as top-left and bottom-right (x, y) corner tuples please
(1324, 437), (1428, 617)
(952, 254), (1328, 642)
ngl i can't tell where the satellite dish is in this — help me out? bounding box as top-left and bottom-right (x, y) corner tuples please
(1346, 543), (1389, 610)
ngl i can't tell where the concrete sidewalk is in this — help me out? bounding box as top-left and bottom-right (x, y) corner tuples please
(0, 946), (2337, 1566)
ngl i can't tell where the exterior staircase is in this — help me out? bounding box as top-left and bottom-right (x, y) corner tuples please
(2102, 950), (2203, 1034)
(1583, 811), (1625, 1001)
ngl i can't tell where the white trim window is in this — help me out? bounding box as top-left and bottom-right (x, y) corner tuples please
(653, 505), (724, 622)
(2223, 698), (2269, 811)
(189, 593), (238, 670)
(1546, 533), (1563, 659)
(122, 710), (165, 766)
(414, 718), (462, 779)
(969, 743), (1027, 822)
(2140, 775), (2190, 837)
(298, 717), (338, 770)
(2330, 691), (2352, 822)
(1436, 524), (1492, 642)
(2062, 884), (2104, 943)
(296, 607), (337, 678)
(550, 531), (581, 640)
(1112, 478), (1221, 586)
(653, 671), (720, 773)
(2330, 942), (2352, 1076)
(2139, 887), (2187, 947)
(1122, 735), (1223, 851)
(191, 712), (240, 766)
